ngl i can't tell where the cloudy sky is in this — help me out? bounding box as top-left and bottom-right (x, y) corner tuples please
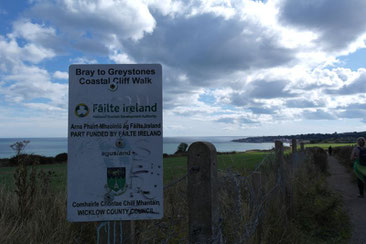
(1, 0), (366, 138)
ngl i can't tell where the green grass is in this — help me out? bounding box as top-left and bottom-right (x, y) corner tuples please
(0, 166), (15, 189)
(0, 151), (270, 190)
(164, 151), (270, 183)
(218, 151), (270, 171)
(303, 143), (354, 150)
(0, 163), (67, 191)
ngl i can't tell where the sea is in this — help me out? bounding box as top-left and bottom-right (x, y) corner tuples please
(0, 137), (275, 159)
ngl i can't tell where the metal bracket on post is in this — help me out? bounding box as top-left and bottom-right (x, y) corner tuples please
(97, 221), (134, 244)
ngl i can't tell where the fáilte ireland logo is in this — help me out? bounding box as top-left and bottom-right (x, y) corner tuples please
(75, 103), (89, 117)
(107, 167), (127, 194)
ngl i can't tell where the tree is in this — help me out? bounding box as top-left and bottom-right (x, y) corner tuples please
(10, 140), (30, 156)
(175, 142), (188, 154)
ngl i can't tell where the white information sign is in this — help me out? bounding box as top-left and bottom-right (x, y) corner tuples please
(67, 64), (163, 222)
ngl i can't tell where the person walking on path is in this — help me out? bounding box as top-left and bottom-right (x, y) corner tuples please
(350, 137), (366, 198)
(328, 146), (333, 156)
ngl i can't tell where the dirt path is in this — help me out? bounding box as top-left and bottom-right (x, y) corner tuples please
(327, 156), (366, 244)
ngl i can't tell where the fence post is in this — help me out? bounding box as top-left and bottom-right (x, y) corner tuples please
(251, 172), (262, 201)
(288, 139), (295, 219)
(300, 142), (305, 151)
(187, 142), (222, 243)
(275, 141), (294, 221)
(291, 139), (297, 153)
(275, 140), (286, 210)
(275, 140), (285, 194)
(290, 139), (296, 176)
(252, 172), (263, 244)
(275, 141), (284, 170)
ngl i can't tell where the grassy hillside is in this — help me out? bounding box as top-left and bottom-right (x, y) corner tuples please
(0, 151), (270, 190)
(1, 143), (353, 190)
(304, 143), (354, 149)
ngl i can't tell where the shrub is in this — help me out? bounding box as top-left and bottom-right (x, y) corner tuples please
(306, 147), (328, 174)
(9, 154), (55, 166)
(175, 142), (189, 154)
(292, 161), (351, 242)
(55, 153), (67, 162)
(13, 160), (37, 218)
(333, 146), (354, 168)
(0, 158), (9, 167)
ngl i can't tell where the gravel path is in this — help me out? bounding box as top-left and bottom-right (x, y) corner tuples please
(327, 156), (366, 244)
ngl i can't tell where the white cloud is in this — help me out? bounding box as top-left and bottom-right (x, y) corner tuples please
(144, 0), (184, 17)
(29, 0), (156, 47)
(1, 64), (67, 108)
(324, 70), (366, 95)
(0, 34), (55, 72)
(0, 36), (22, 72)
(303, 109), (337, 120)
(24, 103), (65, 111)
(53, 71), (68, 79)
(0, 18), (66, 115)
(279, 0), (366, 53)
(109, 52), (135, 64)
(22, 43), (55, 63)
(1, 0), (366, 136)
(70, 57), (97, 64)
(10, 19), (56, 43)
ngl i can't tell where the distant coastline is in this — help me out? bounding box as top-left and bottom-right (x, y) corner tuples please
(233, 131), (366, 143)
(0, 136), (275, 159)
(2, 132), (363, 159)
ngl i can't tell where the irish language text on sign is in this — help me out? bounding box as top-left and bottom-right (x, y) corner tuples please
(67, 64), (163, 222)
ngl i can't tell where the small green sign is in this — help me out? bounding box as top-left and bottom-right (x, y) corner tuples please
(107, 167), (126, 192)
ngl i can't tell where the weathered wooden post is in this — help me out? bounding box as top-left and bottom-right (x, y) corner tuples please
(290, 139), (296, 175)
(252, 172), (263, 244)
(251, 172), (262, 200)
(276, 141), (294, 221)
(288, 139), (296, 218)
(291, 139), (297, 153)
(275, 141), (284, 171)
(275, 141), (286, 213)
(187, 142), (222, 243)
(300, 142), (305, 151)
(275, 140), (285, 194)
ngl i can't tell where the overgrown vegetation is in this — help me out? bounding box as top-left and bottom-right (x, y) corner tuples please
(290, 151), (351, 243)
(332, 145), (358, 186)
(333, 146), (354, 168)
(1, 153), (67, 167)
(248, 148), (351, 243)
(8, 141), (58, 218)
(0, 141), (95, 243)
(0, 142), (351, 243)
(306, 147), (328, 173)
(0, 188), (98, 243)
